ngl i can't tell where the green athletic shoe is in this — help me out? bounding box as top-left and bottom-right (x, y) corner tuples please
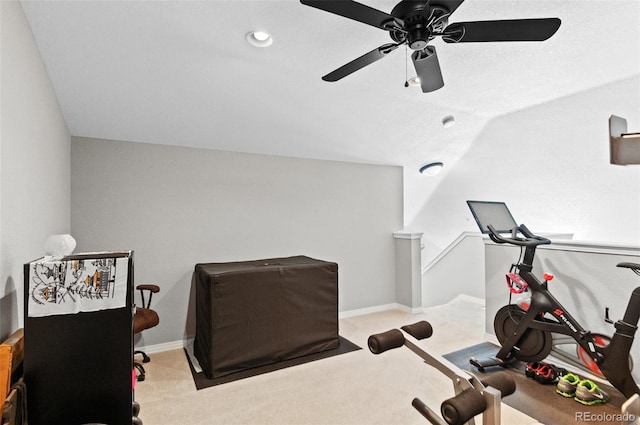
(556, 373), (580, 397)
(574, 379), (610, 405)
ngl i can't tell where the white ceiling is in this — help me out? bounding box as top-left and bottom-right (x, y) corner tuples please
(20, 0), (640, 168)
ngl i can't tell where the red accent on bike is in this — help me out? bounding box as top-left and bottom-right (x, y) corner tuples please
(506, 273), (528, 294)
(577, 335), (610, 379)
(554, 308), (564, 316)
(578, 352), (604, 377)
(543, 273), (554, 281)
(593, 336), (608, 346)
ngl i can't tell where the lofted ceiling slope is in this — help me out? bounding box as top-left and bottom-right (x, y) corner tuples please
(19, 0), (640, 167)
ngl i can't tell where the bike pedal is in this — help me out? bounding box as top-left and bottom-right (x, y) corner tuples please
(470, 356), (505, 371)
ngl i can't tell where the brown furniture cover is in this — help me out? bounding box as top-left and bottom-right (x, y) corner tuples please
(194, 256), (339, 378)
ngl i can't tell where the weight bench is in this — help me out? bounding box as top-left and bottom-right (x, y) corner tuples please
(368, 321), (517, 425)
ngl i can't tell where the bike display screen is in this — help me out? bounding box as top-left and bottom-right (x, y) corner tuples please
(467, 200), (518, 234)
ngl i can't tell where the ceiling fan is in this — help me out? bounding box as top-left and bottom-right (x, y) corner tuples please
(300, 0), (561, 92)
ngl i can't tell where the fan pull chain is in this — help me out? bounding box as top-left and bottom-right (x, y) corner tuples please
(404, 44), (409, 87)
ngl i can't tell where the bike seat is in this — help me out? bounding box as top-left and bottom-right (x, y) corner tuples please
(617, 262), (640, 272)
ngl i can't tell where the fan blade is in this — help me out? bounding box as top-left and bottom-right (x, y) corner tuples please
(411, 46), (444, 93)
(322, 43), (400, 82)
(443, 18), (561, 43)
(300, 1), (403, 30)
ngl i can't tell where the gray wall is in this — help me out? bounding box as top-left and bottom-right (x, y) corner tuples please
(422, 233), (485, 307)
(0, 0), (71, 341)
(71, 137), (403, 348)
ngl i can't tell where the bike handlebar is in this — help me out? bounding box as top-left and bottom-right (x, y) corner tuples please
(487, 224), (552, 248)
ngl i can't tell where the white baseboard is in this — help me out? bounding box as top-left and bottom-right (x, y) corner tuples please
(338, 303), (396, 318)
(391, 303), (425, 314)
(452, 294), (485, 306)
(135, 339), (186, 354)
(339, 302), (423, 318)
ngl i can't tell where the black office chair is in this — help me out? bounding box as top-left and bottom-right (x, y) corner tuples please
(133, 284), (160, 381)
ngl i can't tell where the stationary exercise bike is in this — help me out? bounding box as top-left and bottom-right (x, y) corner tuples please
(469, 221), (640, 399)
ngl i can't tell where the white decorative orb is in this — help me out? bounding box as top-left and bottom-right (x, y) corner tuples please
(44, 234), (77, 256)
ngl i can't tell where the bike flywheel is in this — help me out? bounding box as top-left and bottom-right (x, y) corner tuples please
(494, 304), (552, 362)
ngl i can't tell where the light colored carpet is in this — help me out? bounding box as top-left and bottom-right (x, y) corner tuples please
(134, 295), (541, 425)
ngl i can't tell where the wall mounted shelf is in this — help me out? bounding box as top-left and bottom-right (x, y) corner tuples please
(609, 115), (640, 165)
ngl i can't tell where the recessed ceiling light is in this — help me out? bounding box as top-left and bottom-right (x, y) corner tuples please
(442, 115), (456, 128)
(246, 31), (273, 47)
(419, 162), (444, 176)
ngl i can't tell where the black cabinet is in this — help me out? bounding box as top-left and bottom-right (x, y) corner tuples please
(24, 251), (134, 425)
(194, 256), (339, 378)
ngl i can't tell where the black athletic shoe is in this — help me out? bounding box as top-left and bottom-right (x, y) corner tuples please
(525, 361), (566, 384)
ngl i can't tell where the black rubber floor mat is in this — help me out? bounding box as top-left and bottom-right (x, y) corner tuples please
(186, 336), (361, 390)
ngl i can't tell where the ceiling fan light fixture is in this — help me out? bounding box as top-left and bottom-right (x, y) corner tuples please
(300, 1), (561, 93)
(246, 31), (273, 47)
(442, 115), (456, 128)
(408, 77), (421, 87)
(411, 46), (444, 92)
(419, 162), (444, 176)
